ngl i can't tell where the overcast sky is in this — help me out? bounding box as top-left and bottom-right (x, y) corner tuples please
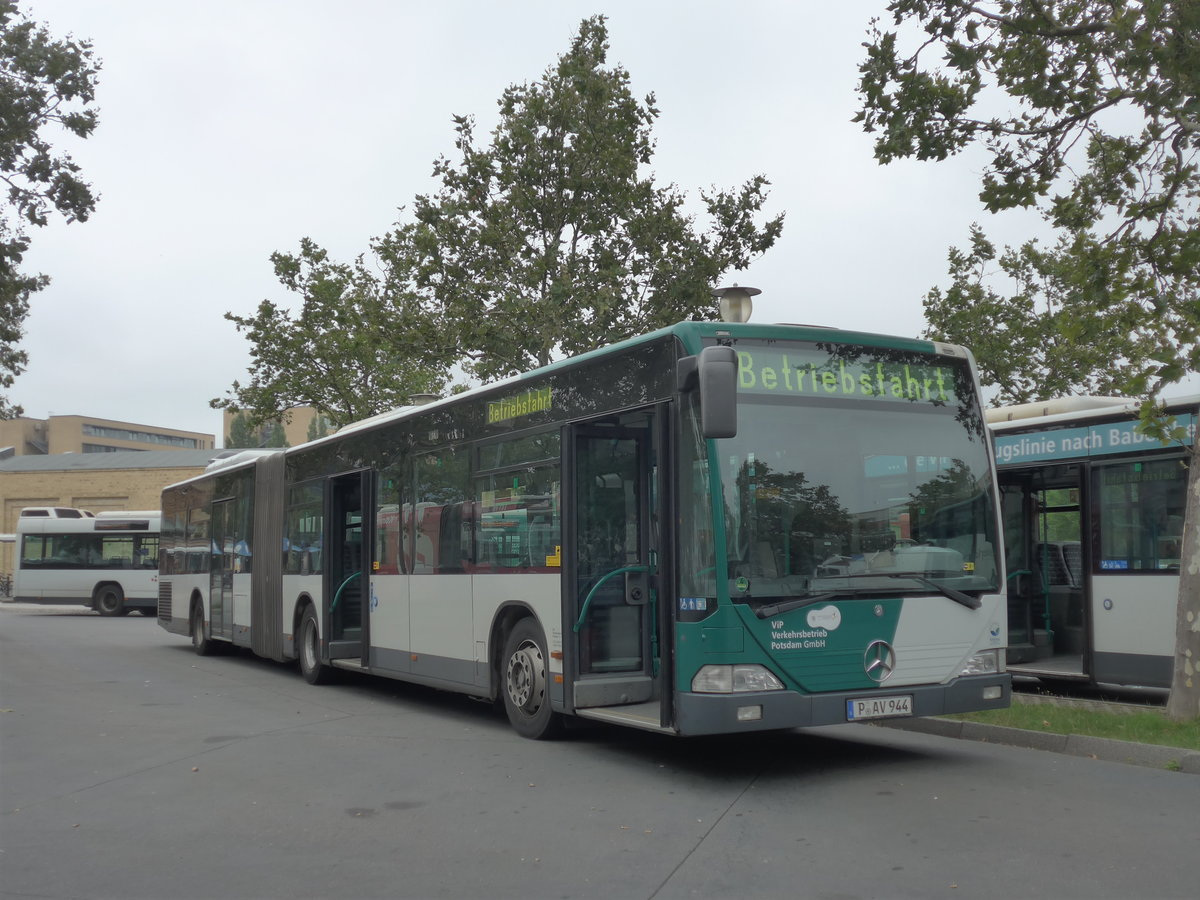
(17, 1), (1064, 444)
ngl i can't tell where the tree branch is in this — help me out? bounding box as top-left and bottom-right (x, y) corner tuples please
(967, 2), (1112, 38)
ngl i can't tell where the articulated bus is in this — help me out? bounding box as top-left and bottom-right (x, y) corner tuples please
(989, 395), (1196, 690)
(158, 316), (1010, 738)
(15, 509), (160, 615)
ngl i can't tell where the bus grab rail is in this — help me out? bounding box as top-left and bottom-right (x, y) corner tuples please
(573, 565), (654, 633)
(329, 570), (362, 613)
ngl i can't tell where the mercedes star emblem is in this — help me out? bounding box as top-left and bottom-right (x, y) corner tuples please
(864, 640), (896, 683)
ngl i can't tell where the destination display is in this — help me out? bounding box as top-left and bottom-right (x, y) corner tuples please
(486, 386), (553, 425)
(734, 344), (962, 405)
(993, 415), (1196, 465)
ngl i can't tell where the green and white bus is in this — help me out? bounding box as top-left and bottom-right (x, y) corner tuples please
(158, 314), (1009, 737)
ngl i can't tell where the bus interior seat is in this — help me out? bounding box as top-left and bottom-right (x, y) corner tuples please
(1036, 541), (1085, 640)
(1036, 542), (1075, 587)
(1061, 541), (1082, 586)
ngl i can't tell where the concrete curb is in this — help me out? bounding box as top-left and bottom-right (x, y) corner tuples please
(876, 716), (1200, 774)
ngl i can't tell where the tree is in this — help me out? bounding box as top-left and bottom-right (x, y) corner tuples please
(226, 411), (289, 448)
(211, 238), (452, 429)
(0, 2), (100, 417)
(225, 412), (256, 449)
(221, 15), (783, 420)
(393, 15), (783, 381)
(306, 413), (331, 442)
(855, 1), (1199, 719)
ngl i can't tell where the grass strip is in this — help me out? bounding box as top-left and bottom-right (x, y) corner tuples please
(944, 701), (1200, 751)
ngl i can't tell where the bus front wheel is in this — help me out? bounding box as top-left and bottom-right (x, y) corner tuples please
(95, 585), (128, 617)
(298, 606), (334, 685)
(501, 618), (562, 740)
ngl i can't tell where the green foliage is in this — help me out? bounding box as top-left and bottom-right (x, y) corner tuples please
(211, 238), (452, 429)
(922, 224), (1165, 402)
(394, 15), (783, 382)
(948, 698), (1200, 752)
(0, 1), (100, 417)
(262, 422), (288, 448)
(225, 412), (257, 449)
(0, 222), (44, 417)
(306, 413), (331, 442)
(225, 412), (289, 448)
(856, 0), (1200, 404)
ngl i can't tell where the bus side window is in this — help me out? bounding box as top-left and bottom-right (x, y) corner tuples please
(415, 449), (468, 575)
(1097, 459), (1186, 571)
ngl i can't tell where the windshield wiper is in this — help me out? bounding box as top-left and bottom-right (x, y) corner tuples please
(754, 590), (863, 619)
(882, 573), (981, 610)
(752, 574), (982, 619)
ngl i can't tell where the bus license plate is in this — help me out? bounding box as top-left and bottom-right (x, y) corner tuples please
(847, 695), (913, 721)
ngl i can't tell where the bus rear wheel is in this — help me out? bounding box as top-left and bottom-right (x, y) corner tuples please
(298, 605), (334, 685)
(501, 618), (562, 740)
(95, 585), (128, 617)
(191, 604), (214, 656)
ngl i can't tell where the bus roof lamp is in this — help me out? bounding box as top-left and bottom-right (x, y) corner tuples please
(713, 285), (760, 324)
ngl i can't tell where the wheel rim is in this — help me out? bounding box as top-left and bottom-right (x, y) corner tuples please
(506, 639), (546, 714)
(99, 591), (118, 613)
(192, 610), (203, 646)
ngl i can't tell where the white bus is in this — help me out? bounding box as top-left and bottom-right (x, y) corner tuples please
(14, 510), (160, 616)
(989, 395), (1196, 689)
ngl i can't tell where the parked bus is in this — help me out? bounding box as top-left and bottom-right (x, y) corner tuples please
(989, 395), (1196, 689)
(14, 509), (160, 616)
(158, 313), (1010, 738)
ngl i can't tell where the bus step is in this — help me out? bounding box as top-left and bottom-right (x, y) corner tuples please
(331, 658), (367, 672)
(575, 701), (675, 734)
(1008, 660), (1087, 680)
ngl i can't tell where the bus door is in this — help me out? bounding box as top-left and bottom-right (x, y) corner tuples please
(326, 470), (370, 663)
(209, 498), (235, 640)
(998, 464), (1087, 679)
(567, 408), (669, 723)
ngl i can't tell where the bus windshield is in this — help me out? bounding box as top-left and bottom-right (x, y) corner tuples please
(709, 342), (999, 602)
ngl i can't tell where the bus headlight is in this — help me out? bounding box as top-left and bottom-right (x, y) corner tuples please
(692, 664), (784, 693)
(959, 649), (1004, 676)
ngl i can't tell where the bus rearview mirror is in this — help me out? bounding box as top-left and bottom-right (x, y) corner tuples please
(697, 345), (738, 439)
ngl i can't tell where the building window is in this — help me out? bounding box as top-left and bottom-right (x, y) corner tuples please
(82, 424), (200, 448)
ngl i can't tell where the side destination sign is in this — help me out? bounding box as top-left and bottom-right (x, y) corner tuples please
(994, 415), (1196, 465)
(487, 386), (553, 424)
(736, 346), (956, 404)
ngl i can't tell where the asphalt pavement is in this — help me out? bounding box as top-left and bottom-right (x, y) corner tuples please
(3, 599), (1197, 774)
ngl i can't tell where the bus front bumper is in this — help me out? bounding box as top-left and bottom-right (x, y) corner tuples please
(674, 674), (1011, 736)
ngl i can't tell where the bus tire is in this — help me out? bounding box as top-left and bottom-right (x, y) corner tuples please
(298, 605), (334, 685)
(501, 618), (562, 740)
(95, 585), (127, 617)
(191, 603), (214, 656)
